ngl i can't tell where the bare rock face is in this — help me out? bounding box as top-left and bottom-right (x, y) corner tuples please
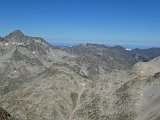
(134, 56), (160, 76)
(0, 30), (160, 120)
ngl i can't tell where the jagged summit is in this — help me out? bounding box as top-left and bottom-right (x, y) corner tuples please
(11, 29), (24, 35)
(4, 30), (47, 44)
(4, 30), (28, 44)
(4, 30), (24, 40)
(4, 30), (47, 43)
(0, 30), (53, 55)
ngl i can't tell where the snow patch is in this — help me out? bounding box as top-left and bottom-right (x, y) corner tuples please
(12, 42), (26, 46)
(32, 51), (36, 54)
(125, 48), (132, 51)
(81, 83), (86, 86)
(5, 43), (9, 46)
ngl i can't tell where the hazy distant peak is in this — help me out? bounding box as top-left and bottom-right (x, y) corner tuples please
(77, 43), (108, 49)
(86, 43), (107, 47)
(112, 45), (126, 50)
(132, 48), (140, 51)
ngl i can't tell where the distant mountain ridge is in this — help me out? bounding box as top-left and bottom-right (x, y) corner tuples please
(64, 43), (160, 67)
(132, 47), (160, 61)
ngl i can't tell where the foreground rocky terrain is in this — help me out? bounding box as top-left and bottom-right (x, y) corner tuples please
(0, 107), (18, 120)
(0, 30), (160, 120)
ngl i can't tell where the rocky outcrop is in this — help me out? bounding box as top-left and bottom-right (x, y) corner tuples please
(0, 107), (18, 120)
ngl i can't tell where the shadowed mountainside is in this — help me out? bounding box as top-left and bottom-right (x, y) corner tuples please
(132, 48), (160, 62)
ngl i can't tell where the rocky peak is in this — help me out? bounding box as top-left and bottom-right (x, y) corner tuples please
(5, 30), (24, 40)
(4, 30), (49, 46)
(12, 30), (24, 35)
(111, 45), (126, 51)
(1, 30), (53, 55)
(153, 72), (160, 79)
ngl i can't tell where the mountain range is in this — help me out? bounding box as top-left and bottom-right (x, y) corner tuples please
(0, 30), (160, 120)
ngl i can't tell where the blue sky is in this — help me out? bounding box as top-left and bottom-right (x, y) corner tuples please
(0, 0), (160, 48)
